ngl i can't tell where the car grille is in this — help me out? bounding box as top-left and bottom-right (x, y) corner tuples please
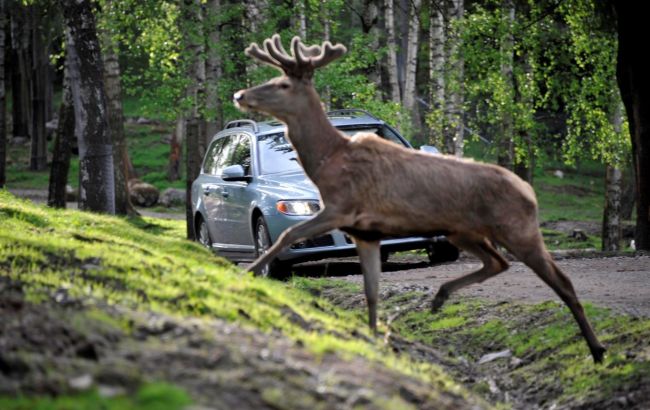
(290, 234), (335, 249)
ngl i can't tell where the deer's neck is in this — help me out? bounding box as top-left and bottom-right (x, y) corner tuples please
(283, 102), (347, 181)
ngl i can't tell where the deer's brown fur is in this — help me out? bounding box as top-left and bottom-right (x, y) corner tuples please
(234, 34), (606, 363)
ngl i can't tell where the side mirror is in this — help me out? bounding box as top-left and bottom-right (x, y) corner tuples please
(222, 164), (252, 182)
(419, 145), (440, 155)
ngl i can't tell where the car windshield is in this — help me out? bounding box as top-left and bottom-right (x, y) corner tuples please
(257, 125), (407, 175)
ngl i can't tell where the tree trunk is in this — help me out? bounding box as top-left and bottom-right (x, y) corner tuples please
(384, 0), (400, 103)
(361, 0), (380, 85)
(497, 0), (514, 170)
(321, 0), (332, 109)
(30, 4), (48, 171)
(445, 0), (464, 156)
(186, 119), (200, 240)
(428, 0), (445, 144)
(182, 0), (206, 239)
(403, 0), (422, 139)
(614, 1), (650, 250)
(168, 116), (184, 181)
(0, 0), (6, 188)
(603, 165), (622, 251)
(100, 7), (135, 216)
(61, 0), (115, 214)
(296, 0), (307, 39)
(9, 3), (32, 141)
(47, 54), (74, 209)
(205, 0), (223, 143)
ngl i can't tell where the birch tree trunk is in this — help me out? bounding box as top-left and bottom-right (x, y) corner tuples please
(602, 102), (624, 251)
(321, 0), (332, 109)
(403, 0), (422, 138)
(101, 13), (136, 216)
(295, 0), (307, 39)
(0, 0), (6, 188)
(497, 0), (514, 170)
(47, 52), (74, 208)
(445, 0), (464, 156)
(385, 0), (401, 103)
(61, 0), (115, 214)
(428, 0), (445, 145)
(603, 165), (622, 251)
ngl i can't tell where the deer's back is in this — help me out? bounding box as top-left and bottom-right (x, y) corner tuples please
(317, 133), (538, 237)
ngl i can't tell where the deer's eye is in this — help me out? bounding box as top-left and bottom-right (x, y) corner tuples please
(279, 83), (291, 90)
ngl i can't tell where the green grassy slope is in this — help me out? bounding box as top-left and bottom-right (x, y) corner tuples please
(0, 191), (485, 409)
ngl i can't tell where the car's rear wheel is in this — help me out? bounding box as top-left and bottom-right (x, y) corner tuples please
(426, 241), (459, 264)
(254, 216), (290, 279)
(196, 216), (213, 249)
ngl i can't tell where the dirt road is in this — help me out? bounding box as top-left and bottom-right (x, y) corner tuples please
(296, 253), (650, 317)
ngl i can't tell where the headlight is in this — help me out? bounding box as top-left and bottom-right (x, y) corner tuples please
(276, 200), (321, 216)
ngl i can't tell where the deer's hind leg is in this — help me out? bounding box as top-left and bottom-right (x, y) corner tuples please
(505, 235), (606, 363)
(431, 234), (509, 312)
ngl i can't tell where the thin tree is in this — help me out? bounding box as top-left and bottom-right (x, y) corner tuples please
(60, 0), (115, 214)
(445, 0), (464, 156)
(403, 0), (422, 139)
(30, 3), (48, 171)
(428, 0), (445, 145)
(205, 0), (224, 142)
(384, 0), (401, 103)
(0, 0), (6, 188)
(9, 2), (31, 144)
(497, 0), (515, 169)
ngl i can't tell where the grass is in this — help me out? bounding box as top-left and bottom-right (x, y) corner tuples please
(0, 383), (191, 410)
(384, 293), (650, 408)
(0, 190), (476, 405)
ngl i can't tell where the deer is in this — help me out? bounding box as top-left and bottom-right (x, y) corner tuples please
(233, 34), (606, 363)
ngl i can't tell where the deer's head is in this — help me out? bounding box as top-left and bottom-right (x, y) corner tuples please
(234, 34), (347, 121)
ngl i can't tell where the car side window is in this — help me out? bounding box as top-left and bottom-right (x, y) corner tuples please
(203, 137), (226, 176)
(230, 134), (252, 175)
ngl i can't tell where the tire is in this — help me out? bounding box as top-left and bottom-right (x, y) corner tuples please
(381, 251), (390, 263)
(196, 216), (213, 249)
(254, 216), (290, 279)
(426, 240), (459, 264)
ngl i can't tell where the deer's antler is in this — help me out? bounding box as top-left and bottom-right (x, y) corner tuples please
(245, 34), (347, 78)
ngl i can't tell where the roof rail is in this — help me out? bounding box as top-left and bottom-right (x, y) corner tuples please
(224, 119), (259, 132)
(326, 109), (378, 120)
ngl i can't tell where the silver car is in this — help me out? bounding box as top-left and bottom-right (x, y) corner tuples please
(191, 109), (458, 277)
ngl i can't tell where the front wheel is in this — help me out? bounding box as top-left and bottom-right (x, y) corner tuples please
(196, 216), (213, 250)
(254, 216), (290, 279)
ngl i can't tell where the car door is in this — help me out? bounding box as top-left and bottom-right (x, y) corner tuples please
(201, 135), (235, 246)
(219, 133), (256, 248)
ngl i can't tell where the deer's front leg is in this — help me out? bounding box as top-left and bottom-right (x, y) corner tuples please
(247, 210), (339, 276)
(355, 239), (381, 333)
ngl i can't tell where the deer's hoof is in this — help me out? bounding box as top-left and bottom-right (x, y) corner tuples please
(430, 289), (448, 313)
(592, 345), (607, 364)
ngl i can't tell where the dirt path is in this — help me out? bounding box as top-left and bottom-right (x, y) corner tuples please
(299, 254), (650, 317)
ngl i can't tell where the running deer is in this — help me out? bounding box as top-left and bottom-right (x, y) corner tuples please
(234, 34), (606, 363)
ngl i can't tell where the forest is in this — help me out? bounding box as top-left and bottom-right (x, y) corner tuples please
(0, 0), (648, 251)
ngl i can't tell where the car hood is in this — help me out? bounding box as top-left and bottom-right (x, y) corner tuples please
(257, 171), (320, 199)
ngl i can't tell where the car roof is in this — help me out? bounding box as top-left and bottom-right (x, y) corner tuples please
(218, 109), (386, 138)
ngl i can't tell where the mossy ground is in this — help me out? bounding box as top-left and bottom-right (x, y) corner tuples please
(382, 292), (650, 408)
(0, 191), (483, 409)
